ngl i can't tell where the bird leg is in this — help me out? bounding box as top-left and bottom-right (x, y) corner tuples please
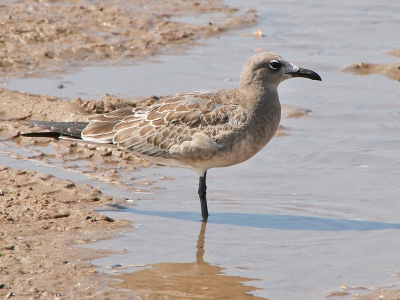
(198, 171), (209, 222)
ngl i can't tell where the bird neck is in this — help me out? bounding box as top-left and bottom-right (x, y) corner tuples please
(238, 80), (280, 114)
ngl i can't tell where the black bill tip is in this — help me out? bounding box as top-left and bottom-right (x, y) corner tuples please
(289, 67), (322, 81)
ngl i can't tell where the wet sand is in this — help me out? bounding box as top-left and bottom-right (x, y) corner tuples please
(0, 0), (256, 298)
(0, 56), (306, 300)
(0, 0), (255, 79)
(1, 0), (400, 298)
(341, 49), (400, 81)
(0, 165), (133, 299)
(109, 222), (266, 299)
(1, 86), (286, 299)
(1, 67), (379, 300)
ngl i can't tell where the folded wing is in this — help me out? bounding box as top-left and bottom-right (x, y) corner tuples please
(81, 90), (248, 159)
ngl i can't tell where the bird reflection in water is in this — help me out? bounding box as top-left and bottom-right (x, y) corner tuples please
(110, 222), (266, 299)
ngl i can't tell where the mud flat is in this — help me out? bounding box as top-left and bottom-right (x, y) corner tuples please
(0, 165), (134, 299)
(0, 0), (256, 79)
(0, 62), (307, 299)
(0, 0), (256, 298)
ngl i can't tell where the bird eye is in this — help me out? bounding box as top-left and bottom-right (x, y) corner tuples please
(269, 60), (281, 70)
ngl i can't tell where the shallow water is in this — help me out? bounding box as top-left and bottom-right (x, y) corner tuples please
(3, 0), (400, 299)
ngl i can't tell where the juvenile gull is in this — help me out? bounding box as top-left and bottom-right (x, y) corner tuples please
(23, 52), (321, 221)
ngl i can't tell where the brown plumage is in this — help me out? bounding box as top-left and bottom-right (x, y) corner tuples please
(23, 52), (322, 221)
(82, 90), (247, 161)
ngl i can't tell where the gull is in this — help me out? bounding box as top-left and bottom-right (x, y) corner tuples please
(23, 52), (321, 221)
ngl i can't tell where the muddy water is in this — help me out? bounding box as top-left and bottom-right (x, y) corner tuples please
(3, 0), (400, 299)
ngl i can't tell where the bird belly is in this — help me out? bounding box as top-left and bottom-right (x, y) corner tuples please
(157, 118), (279, 174)
(137, 109), (281, 175)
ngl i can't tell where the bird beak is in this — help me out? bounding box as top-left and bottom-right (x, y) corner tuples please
(289, 67), (322, 81)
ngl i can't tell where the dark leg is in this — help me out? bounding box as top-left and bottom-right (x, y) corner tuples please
(198, 171), (209, 222)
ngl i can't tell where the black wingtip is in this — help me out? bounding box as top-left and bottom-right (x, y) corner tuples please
(20, 131), (62, 138)
(23, 120), (88, 139)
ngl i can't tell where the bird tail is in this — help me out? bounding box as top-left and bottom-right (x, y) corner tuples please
(21, 121), (89, 139)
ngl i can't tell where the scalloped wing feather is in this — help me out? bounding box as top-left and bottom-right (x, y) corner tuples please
(81, 89), (248, 158)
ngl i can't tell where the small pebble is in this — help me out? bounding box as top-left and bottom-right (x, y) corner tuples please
(5, 292), (13, 299)
(253, 29), (263, 38)
(101, 215), (114, 222)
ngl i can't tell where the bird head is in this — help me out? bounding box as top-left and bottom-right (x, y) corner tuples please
(240, 52), (322, 89)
